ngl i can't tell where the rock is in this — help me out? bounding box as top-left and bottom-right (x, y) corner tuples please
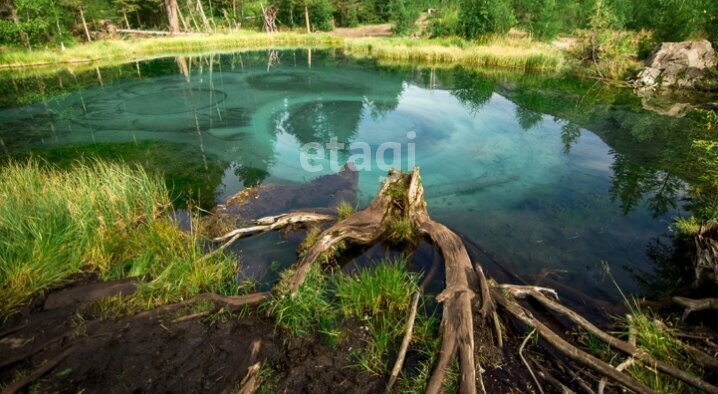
(634, 39), (717, 90)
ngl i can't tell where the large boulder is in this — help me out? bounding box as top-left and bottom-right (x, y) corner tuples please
(634, 39), (717, 90)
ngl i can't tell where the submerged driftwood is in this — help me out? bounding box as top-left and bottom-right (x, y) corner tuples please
(209, 167), (718, 394)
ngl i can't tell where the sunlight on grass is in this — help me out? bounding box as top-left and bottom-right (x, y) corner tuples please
(0, 32), (341, 70)
(344, 35), (566, 73)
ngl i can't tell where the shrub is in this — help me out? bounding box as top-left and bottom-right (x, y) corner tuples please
(458, 0), (515, 39)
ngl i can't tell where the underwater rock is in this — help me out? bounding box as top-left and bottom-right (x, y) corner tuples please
(203, 164), (358, 237)
(634, 40), (717, 90)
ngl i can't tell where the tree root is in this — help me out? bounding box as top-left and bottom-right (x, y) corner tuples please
(192, 167), (713, 394)
(386, 292), (421, 392)
(286, 170), (404, 296)
(212, 212), (335, 243)
(673, 296), (718, 320)
(1, 346), (74, 394)
(503, 286), (718, 394)
(134, 292), (269, 320)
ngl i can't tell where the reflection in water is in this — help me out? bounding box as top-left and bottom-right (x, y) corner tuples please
(0, 49), (708, 301)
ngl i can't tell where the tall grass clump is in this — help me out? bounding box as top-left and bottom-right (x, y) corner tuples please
(334, 258), (419, 374)
(0, 159), (240, 317)
(265, 257), (430, 374)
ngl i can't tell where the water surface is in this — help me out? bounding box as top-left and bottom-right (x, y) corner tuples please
(0, 50), (700, 301)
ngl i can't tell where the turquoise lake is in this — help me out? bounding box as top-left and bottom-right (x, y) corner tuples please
(0, 49), (700, 302)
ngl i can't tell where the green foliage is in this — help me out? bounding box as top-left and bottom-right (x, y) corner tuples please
(274, 0), (334, 31)
(336, 200), (355, 220)
(265, 265), (337, 338)
(0, 159), (240, 318)
(333, 258), (419, 374)
(426, 5), (460, 37)
(264, 257), (424, 374)
(388, 218), (415, 243)
(388, 0), (418, 36)
(458, 0), (515, 39)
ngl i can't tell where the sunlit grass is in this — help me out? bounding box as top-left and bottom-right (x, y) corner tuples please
(343, 35), (566, 73)
(1, 31), (566, 74)
(0, 160), (240, 318)
(0, 31), (340, 70)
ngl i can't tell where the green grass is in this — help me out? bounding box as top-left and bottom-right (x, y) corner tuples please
(577, 304), (707, 393)
(264, 265), (337, 338)
(336, 200), (355, 221)
(0, 31), (341, 70)
(265, 257), (431, 375)
(0, 160), (241, 318)
(388, 218), (415, 243)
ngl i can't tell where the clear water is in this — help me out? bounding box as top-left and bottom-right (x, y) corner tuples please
(0, 50), (700, 302)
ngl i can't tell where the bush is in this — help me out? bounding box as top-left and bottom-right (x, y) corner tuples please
(458, 0), (515, 39)
(389, 0), (419, 36)
(427, 5), (460, 37)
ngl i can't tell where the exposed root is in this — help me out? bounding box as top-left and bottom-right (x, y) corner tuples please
(211, 212), (335, 243)
(504, 286), (718, 394)
(386, 292), (421, 392)
(236, 339), (263, 394)
(519, 328), (543, 394)
(286, 170), (404, 296)
(134, 292), (269, 320)
(527, 355), (576, 394)
(493, 287), (652, 394)
(673, 296), (718, 320)
(1, 346), (74, 394)
(406, 168), (482, 394)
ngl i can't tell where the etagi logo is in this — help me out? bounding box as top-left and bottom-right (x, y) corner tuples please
(299, 131), (416, 173)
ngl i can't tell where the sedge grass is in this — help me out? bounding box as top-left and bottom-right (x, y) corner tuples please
(343, 35), (566, 73)
(0, 31), (340, 70)
(1, 31), (566, 75)
(0, 160), (241, 318)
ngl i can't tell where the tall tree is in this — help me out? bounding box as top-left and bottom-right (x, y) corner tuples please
(4, 0), (30, 48)
(164, 0), (180, 33)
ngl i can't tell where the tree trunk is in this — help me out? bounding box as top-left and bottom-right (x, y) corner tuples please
(7, 0), (30, 49)
(79, 6), (92, 42)
(122, 10), (131, 29)
(304, 1), (311, 33)
(196, 0), (212, 32)
(165, 0), (181, 34)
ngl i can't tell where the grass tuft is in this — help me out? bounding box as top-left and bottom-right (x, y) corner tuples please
(0, 159), (241, 318)
(336, 200), (355, 221)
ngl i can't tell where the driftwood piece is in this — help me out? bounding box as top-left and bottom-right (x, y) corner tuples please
(386, 292), (421, 392)
(212, 212), (335, 243)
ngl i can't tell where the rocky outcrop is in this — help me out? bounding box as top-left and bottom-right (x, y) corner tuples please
(634, 39), (717, 90)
